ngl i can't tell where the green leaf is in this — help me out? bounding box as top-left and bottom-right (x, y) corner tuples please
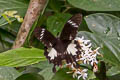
(48, 0), (63, 13)
(107, 66), (120, 76)
(0, 16), (21, 34)
(67, 0), (120, 11)
(0, 67), (20, 80)
(84, 13), (120, 66)
(108, 73), (120, 80)
(0, 0), (28, 17)
(16, 73), (44, 80)
(0, 47), (46, 67)
(87, 70), (96, 80)
(51, 68), (74, 80)
(0, 29), (15, 52)
(39, 67), (54, 80)
(32, 61), (53, 70)
(32, 61), (54, 80)
(47, 13), (71, 36)
(0, 18), (21, 52)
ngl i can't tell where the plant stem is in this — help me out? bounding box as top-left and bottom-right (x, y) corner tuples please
(12, 0), (47, 49)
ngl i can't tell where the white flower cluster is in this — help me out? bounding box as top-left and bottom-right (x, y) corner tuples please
(67, 36), (101, 80)
(75, 36), (100, 66)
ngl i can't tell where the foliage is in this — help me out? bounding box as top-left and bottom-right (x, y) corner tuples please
(0, 0), (120, 80)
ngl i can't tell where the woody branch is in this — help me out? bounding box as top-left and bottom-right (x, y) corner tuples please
(12, 0), (47, 49)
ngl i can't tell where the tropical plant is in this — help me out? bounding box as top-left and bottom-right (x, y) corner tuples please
(0, 0), (120, 80)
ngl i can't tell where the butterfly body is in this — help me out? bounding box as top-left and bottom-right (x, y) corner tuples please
(34, 13), (82, 72)
(53, 38), (66, 53)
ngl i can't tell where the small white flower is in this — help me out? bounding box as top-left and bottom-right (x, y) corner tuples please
(80, 54), (90, 64)
(86, 43), (92, 48)
(67, 64), (88, 80)
(93, 47), (100, 55)
(83, 40), (91, 44)
(77, 69), (88, 80)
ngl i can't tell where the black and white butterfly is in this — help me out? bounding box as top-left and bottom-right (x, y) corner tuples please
(34, 13), (82, 72)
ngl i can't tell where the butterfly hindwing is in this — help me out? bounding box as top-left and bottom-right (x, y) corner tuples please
(34, 27), (57, 48)
(60, 13), (82, 41)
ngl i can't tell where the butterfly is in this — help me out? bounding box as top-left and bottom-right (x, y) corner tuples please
(34, 13), (82, 72)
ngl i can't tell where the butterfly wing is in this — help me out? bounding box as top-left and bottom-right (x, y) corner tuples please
(59, 14), (83, 65)
(60, 13), (82, 41)
(34, 27), (63, 72)
(34, 27), (57, 48)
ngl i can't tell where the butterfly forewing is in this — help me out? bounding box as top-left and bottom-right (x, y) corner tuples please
(34, 27), (57, 48)
(60, 13), (82, 41)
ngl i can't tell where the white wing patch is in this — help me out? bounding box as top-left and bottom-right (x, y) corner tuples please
(69, 35), (73, 40)
(48, 48), (57, 60)
(67, 43), (77, 55)
(40, 28), (45, 40)
(67, 20), (78, 28)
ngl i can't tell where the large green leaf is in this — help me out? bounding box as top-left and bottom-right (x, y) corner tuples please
(67, 0), (120, 11)
(0, 67), (20, 80)
(84, 13), (120, 66)
(0, 47), (46, 67)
